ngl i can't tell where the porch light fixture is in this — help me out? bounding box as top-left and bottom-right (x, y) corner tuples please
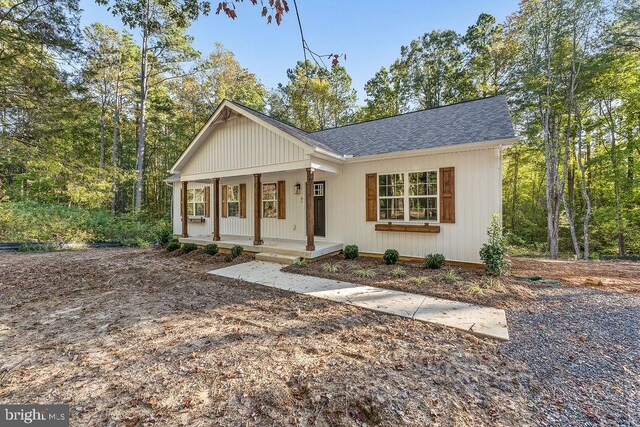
(294, 183), (301, 194)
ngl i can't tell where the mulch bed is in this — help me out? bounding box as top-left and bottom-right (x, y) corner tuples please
(284, 254), (537, 309)
(510, 257), (640, 294)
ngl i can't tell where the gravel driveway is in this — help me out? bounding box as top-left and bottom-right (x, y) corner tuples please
(501, 283), (640, 426)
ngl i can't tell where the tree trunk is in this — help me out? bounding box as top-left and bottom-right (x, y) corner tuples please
(575, 106), (591, 259)
(99, 101), (106, 169)
(135, 0), (150, 212)
(111, 72), (121, 215)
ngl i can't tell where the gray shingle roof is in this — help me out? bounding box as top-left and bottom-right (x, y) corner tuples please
(311, 96), (515, 157)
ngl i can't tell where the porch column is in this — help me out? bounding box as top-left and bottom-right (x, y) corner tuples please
(181, 181), (188, 238)
(213, 178), (220, 241)
(306, 167), (315, 251)
(253, 173), (263, 245)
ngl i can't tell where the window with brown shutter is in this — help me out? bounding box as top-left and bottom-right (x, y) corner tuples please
(221, 185), (228, 218)
(239, 183), (246, 218)
(366, 173), (377, 221)
(204, 186), (210, 217)
(277, 180), (286, 219)
(439, 167), (455, 223)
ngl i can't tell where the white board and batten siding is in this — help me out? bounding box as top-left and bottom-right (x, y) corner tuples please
(317, 147), (502, 263)
(180, 116), (309, 179)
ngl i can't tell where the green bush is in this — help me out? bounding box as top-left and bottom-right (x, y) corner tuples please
(343, 244), (359, 260)
(203, 243), (219, 255)
(182, 243), (198, 253)
(425, 253), (446, 269)
(0, 201), (171, 246)
(166, 241), (181, 252)
(480, 214), (511, 276)
(382, 249), (400, 265)
(322, 262), (339, 273)
(230, 245), (244, 259)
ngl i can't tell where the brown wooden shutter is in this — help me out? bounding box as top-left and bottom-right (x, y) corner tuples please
(365, 173), (377, 221)
(277, 180), (286, 219)
(221, 185), (228, 218)
(180, 187), (183, 218)
(239, 183), (246, 218)
(439, 167), (455, 223)
(204, 186), (210, 217)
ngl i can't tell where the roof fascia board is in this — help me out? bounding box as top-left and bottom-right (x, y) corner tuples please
(344, 138), (517, 163)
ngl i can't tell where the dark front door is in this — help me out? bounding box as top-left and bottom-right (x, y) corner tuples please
(313, 181), (326, 237)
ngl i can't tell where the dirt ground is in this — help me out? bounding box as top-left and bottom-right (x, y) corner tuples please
(510, 257), (640, 294)
(0, 248), (534, 426)
(285, 255), (537, 309)
(0, 248), (637, 426)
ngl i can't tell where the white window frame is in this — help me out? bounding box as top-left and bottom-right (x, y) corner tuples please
(377, 170), (439, 223)
(187, 188), (205, 217)
(227, 184), (240, 218)
(262, 182), (278, 219)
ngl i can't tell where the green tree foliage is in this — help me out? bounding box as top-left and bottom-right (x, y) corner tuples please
(268, 60), (357, 131)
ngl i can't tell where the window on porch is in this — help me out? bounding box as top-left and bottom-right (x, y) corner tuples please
(262, 183), (277, 218)
(187, 188), (205, 216)
(227, 184), (240, 217)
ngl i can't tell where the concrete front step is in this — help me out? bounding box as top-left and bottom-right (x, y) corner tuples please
(254, 252), (301, 265)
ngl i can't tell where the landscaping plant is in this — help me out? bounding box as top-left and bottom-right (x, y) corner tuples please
(166, 240), (181, 252)
(230, 245), (244, 259)
(442, 269), (460, 283)
(294, 258), (307, 267)
(322, 262), (339, 273)
(343, 244), (359, 260)
(425, 253), (446, 269)
(181, 243), (198, 253)
(410, 276), (428, 285)
(391, 266), (406, 277)
(382, 248), (400, 265)
(355, 268), (375, 278)
(203, 243), (219, 255)
(479, 214), (511, 275)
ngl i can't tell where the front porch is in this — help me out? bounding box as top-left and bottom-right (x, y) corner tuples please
(178, 234), (343, 259)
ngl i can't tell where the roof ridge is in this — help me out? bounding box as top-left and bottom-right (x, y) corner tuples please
(311, 95), (505, 134)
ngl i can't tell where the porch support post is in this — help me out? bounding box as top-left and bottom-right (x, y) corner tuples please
(253, 173), (263, 245)
(306, 167), (315, 251)
(213, 178), (220, 241)
(181, 181), (188, 238)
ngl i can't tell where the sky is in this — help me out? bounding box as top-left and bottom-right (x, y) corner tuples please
(79, 0), (520, 102)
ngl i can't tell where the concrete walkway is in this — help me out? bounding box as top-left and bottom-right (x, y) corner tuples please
(209, 261), (509, 341)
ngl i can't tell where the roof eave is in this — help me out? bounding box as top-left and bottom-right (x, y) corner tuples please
(343, 137), (517, 163)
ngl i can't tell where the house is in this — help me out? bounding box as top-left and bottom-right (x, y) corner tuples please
(166, 96), (516, 265)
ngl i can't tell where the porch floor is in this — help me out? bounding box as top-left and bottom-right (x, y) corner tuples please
(178, 234), (343, 259)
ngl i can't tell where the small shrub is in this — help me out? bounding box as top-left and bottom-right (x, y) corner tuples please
(355, 268), (375, 278)
(442, 268), (460, 283)
(166, 240), (181, 252)
(203, 243), (219, 255)
(349, 263), (360, 270)
(382, 249), (400, 265)
(294, 258), (307, 267)
(425, 253), (446, 269)
(182, 243), (198, 253)
(391, 266), (407, 277)
(344, 244), (359, 260)
(480, 215), (511, 276)
(230, 245), (244, 259)
(410, 276), (428, 285)
(322, 262), (339, 273)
